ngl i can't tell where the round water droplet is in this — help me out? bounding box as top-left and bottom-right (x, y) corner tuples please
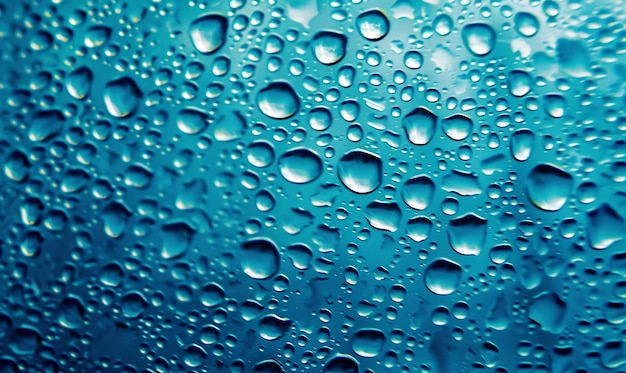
(189, 14), (228, 54)
(9, 327), (41, 355)
(308, 107), (332, 131)
(442, 114), (473, 141)
(404, 51), (423, 69)
(278, 148), (323, 184)
(311, 31), (347, 65)
(337, 150), (382, 194)
(351, 328), (386, 357)
(433, 14), (453, 36)
(200, 283), (225, 307)
(544, 94), (566, 118)
(425, 258), (462, 295)
(514, 12), (539, 37)
(257, 82), (300, 119)
(508, 70), (532, 97)
(323, 354), (359, 373)
(183, 344), (207, 367)
(247, 141), (275, 168)
(103, 77), (143, 118)
(527, 164), (573, 211)
(161, 221), (195, 259)
(462, 23), (496, 56)
(356, 9), (390, 41)
(241, 238), (280, 279)
(121, 291), (148, 318)
(5, 150), (30, 182)
(177, 107), (208, 134)
(402, 107), (437, 145)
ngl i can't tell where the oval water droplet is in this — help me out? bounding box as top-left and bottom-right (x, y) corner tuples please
(66, 66), (93, 100)
(402, 107), (437, 145)
(351, 328), (386, 357)
(189, 14), (228, 54)
(514, 12), (539, 37)
(508, 70), (532, 97)
(511, 129), (534, 161)
(356, 9), (390, 41)
(544, 94), (566, 118)
(257, 82), (300, 119)
(311, 31), (347, 65)
(121, 291), (148, 318)
(4, 150), (30, 182)
(527, 164), (573, 211)
(161, 221), (195, 259)
(241, 238), (280, 280)
(308, 107), (332, 131)
(462, 23), (496, 56)
(324, 355), (359, 373)
(58, 296), (85, 329)
(278, 148), (323, 184)
(425, 258), (463, 295)
(124, 164), (153, 188)
(433, 14), (453, 36)
(337, 149), (382, 194)
(404, 50), (423, 69)
(442, 114), (473, 141)
(177, 107), (208, 134)
(247, 141), (275, 168)
(104, 77), (143, 118)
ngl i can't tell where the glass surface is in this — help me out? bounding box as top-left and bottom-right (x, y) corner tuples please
(0, 0), (625, 372)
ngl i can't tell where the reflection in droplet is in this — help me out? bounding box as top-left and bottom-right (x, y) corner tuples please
(425, 258), (462, 295)
(189, 14), (228, 54)
(351, 328), (386, 357)
(365, 201), (401, 232)
(402, 107), (436, 145)
(104, 77), (143, 118)
(356, 9), (390, 41)
(462, 23), (496, 56)
(402, 175), (435, 210)
(257, 82), (300, 119)
(177, 107), (208, 134)
(241, 238), (280, 280)
(442, 114), (473, 141)
(527, 164), (573, 211)
(311, 31), (347, 65)
(448, 213), (487, 255)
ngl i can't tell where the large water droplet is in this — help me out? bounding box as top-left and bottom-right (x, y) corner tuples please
(356, 9), (390, 41)
(442, 114), (473, 141)
(84, 26), (111, 48)
(365, 201), (402, 232)
(257, 82), (300, 119)
(58, 296), (85, 329)
(337, 149), (382, 194)
(213, 110), (247, 141)
(402, 175), (435, 210)
(278, 148), (323, 184)
(462, 23), (496, 56)
(29, 110), (66, 142)
(425, 258), (462, 295)
(527, 164), (573, 211)
(177, 107), (208, 134)
(508, 70), (532, 97)
(514, 12), (539, 37)
(66, 66), (93, 100)
(103, 77), (143, 118)
(241, 238), (280, 280)
(587, 204), (625, 250)
(529, 292), (567, 333)
(311, 31), (347, 65)
(351, 328), (386, 357)
(161, 221), (195, 259)
(102, 202), (131, 238)
(189, 14), (228, 54)
(121, 291), (148, 318)
(511, 129), (534, 161)
(323, 355), (359, 373)
(448, 213), (487, 255)
(402, 107), (437, 145)
(406, 216), (433, 242)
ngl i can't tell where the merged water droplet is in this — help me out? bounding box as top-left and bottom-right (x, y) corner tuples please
(356, 9), (390, 41)
(424, 258), (462, 295)
(462, 23), (496, 56)
(586, 204), (625, 250)
(311, 31), (347, 65)
(406, 216), (433, 242)
(257, 82), (300, 119)
(278, 148), (323, 184)
(337, 150), (382, 194)
(189, 14), (228, 54)
(527, 164), (573, 211)
(529, 292), (567, 333)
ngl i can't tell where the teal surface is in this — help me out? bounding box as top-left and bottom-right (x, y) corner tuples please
(1, 0), (626, 372)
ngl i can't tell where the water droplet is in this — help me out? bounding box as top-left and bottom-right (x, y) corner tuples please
(4, 150), (30, 182)
(102, 202), (131, 238)
(433, 14), (453, 36)
(514, 12), (539, 37)
(308, 107), (332, 131)
(462, 23), (496, 56)
(161, 221), (195, 259)
(351, 328), (386, 357)
(356, 9), (390, 41)
(425, 258), (462, 295)
(58, 296), (85, 329)
(527, 164), (573, 211)
(442, 170), (481, 196)
(29, 110), (66, 142)
(124, 164), (153, 188)
(257, 82), (300, 119)
(587, 204), (625, 249)
(365, 201), (402, 232)
(511, 129), (534, 161)
(406, 216), (432, 242)
(278, 148), (323, 184)
(311, 31), (347, 65)
(323, 354), (359, 373)
(247, 141), (275, 168)
(402, 175), (435, 210)
(121, 291), (148, 318)
(103, 77), (143, 118)
(403, 50), (424, 69)
(448, 213), (487, 255)
(9, 327), (41, 355)
(66, 66), (93, 100)
(176, 107), (208, 134)
(544, 94), (566, 118)
(213, 110), (246, 141)
(529, 292), (567, 333)
(337, 149), (382, 194)
(189, 14), (228, 54)
(183, 344), (207, 367)
(259, 314), (292, 341)
(200, 283), (225, 307)
(84, 26), (111, 48)
(507, 70), (532, 97)
(402, 107), (437, 145)
(241, 238), (280, 279)
(442, 114), (473, 141)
